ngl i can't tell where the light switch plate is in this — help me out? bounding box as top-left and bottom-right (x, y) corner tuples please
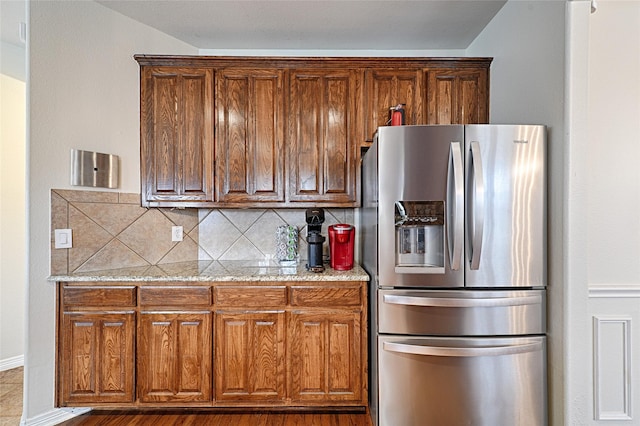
(54, 229), (73, 249)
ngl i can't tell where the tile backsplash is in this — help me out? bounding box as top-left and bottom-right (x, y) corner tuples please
(51, 189), (354, 274)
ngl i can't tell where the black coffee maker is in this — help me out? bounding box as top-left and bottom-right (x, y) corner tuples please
(305, 208), (325, 272)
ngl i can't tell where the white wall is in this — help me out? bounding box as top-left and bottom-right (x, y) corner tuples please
(564, 4), (592, 424)
(25, 1), (197, 422)
(0, 71), (26, 368)
(199, 48), (466, 57)
(586, 0), (640, 422)
(467, 2), (566, 424)
(587, 0), (640, 286)
(0, 0), (27, 370)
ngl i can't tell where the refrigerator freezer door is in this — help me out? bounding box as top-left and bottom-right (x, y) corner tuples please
(378, 288), (546, 336)
(378, 335), (547, 426)
(464, 125), (547, 287)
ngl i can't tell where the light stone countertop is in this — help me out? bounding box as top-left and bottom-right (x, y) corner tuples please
(48, 260), (370, 283)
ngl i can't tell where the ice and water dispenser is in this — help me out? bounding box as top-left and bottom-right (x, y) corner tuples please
(394, 201), (445, 273)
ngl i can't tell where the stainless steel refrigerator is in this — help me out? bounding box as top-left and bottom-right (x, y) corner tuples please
(361, 125), (547, 426)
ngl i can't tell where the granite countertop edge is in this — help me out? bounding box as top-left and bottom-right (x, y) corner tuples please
(48, 261), (370, 283)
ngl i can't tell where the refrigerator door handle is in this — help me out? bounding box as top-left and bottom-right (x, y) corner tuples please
(383, 294), (542, 308)
(447, 142), (464, 271)
(468, 141), (485, 270)
(383, 340), (543, 358)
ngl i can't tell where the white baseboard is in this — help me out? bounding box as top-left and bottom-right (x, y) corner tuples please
(22, 407), (91, 426)
(0, 354), (24, 371)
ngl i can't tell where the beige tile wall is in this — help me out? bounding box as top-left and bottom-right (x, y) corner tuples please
(51, 189), (354, 274)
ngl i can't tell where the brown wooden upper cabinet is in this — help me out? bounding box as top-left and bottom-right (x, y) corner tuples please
(426, 68), (489, 125)
(216, 68), (285, 203)
(139, 65), (215, 207)
(289, 69), (360, 205)
(364, 68), (425, 140)
(135, 56), (491, 208)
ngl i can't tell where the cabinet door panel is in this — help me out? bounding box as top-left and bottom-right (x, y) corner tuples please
(138, 312), (212, 402)
(365, 69), (424, 139)
(215, 311), (285, 402)
(431, 75), (454, 124)
(291, 75), (321, 195)
(59, 312), (135, 405)
(216, 69), (285, 203)
(182, 74), (210, 193)
(289, 70), (357, 204)
(426, 69), (489, 124)
(141, 67), (214, 205)
(289, 311), (361, 402)
(459, 74), (482, 124)
(325, 77), (350, 195)
(150, 73), (178, 193)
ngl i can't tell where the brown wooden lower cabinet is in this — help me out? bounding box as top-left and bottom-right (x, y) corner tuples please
(57, 280), (367, 409)
(59, 311), (135, 404)
(214, 310), (286, 403)
(137, 312), (212, 403)
(289, 311), (362, 403)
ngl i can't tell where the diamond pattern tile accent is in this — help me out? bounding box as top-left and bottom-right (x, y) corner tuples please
(161, 209), (199, 233)
(51, 191), (69, 275)
(159, 236), (199, 264)
(219, 235), (264, 260)
(274, 209), (308, 231)
(220, 209), (266, 233)
(75, 239), (149, 273)
(53, 189), (118, 203)
(73, 202), (145, 236)
(118, 210), (175, 264)
(198, 210), (241, 259)
(68, 205), (113, 272)
(50, 189), (356, 273)
(244, 210), (286, 257)
(327, 208), (348, 224)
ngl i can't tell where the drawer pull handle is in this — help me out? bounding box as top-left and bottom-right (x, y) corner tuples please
(383, 340), (543, 357)
(383, 294), (541, 308)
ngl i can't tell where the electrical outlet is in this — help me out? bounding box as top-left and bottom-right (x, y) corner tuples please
(171, 226), (183, 242)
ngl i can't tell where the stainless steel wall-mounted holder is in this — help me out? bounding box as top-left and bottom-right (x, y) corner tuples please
(70, 149), (119, 189)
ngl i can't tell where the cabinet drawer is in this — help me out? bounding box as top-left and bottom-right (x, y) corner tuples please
(290, 286), (362, 307)
(214, 286), (287, 307)
(62, 286), (136, 307)
(139, 286), (212, 306)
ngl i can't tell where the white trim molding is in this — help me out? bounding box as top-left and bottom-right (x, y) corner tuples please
(0, 355), (24, 371)
(22, 407), (91, 426)
(593, 316), (633, 421)
(589, 284), (640, 298)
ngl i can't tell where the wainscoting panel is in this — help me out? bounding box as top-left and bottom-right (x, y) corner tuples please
(592, 315), (632, 421)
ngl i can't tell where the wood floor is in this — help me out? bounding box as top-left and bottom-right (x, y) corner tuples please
(1, 367), (372, 425)
(58, 409), (373, 425)
(0, 367), (23, 426)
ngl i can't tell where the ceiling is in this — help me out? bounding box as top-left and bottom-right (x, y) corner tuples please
(1, 0), (507, 51)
